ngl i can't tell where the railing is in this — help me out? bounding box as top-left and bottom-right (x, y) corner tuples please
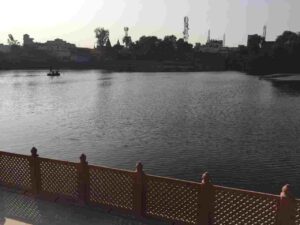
(0, 148), (299, 225)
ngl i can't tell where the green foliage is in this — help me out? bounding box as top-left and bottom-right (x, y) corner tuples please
(7, 34), (20, 46)
(122, 36), (132, 48)
(94, 27), (109, 48)
(106, 38), (112, 48)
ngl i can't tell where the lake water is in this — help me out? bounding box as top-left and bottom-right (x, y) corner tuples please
(0, 70), (300, 196)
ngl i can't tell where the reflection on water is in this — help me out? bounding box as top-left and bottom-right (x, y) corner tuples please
(271, 81), (300, 96)
(0, 70), (300, 197)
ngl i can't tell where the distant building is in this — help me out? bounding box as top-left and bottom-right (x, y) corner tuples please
(22, 34), (77, 61)
(0, 44), (11, 53)
(195, 39), (227, 54)
(206, 39), (223, 48)
(247, 34), (264, 50)
(23, 34), (34, 46)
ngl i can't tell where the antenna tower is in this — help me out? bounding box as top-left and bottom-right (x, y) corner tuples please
(207, 29), (211, 43)
(263, 25), (267, 40)
(124, 27), (129, 37)
(183, 16), (189, 42)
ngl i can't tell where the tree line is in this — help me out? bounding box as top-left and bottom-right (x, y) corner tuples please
(94, 27), (194, 61)
(227, 31), (300, 74)
(1, 29), (300, 74)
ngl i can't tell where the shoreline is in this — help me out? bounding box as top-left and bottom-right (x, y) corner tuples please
(1, 62), (300, 75)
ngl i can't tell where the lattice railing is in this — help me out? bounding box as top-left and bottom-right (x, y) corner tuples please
(145, 175), (200, 224)
(0, 152), (32, 190)
(213, 186), (279, 225)
(89, 165), (135, 210)
(0, 149), (299, 225)
(296, 199), (300, 225)
(39, 158), (79, 199)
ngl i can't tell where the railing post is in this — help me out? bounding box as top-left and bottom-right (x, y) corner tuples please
(134, 162), (145, 218)
(78, 154), (89, 205)
(30, 147), (40, 195)
(276, 184), (296, 225)
(197, 172), (215, 225)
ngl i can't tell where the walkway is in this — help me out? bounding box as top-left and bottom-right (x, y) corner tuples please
(0, 187), (167, 225)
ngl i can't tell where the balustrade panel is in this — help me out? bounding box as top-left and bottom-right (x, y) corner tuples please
(145, 175), (200, 224)
(39, 158), (79, 199)
(89, 165), (135, 211)
(213, 186), (279, 225)
(0, 152), (32, 190)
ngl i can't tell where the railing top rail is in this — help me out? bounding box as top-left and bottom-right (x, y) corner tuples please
(214, 185), (281, 199)
(38, 156), (78, 166)
(0, 151), (31, 159)
(89, 164), (135, 175)
(146, 174), (200, 186)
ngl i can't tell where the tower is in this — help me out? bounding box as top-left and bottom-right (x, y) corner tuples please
(263, 25), (267, 40)
(124, 27), (129, 37)
(183, 16), (189, 42)
(223, 33), (226, 47)
(207, 29), (211, 43)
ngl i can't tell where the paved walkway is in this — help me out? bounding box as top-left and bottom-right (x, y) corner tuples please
(0, 187), (167, 225)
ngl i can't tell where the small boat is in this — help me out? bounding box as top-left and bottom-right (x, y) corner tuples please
(47, 70), (60, 76)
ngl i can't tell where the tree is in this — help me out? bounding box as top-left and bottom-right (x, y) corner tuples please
(113, 40), (123, 51)
(7, 34), (20, 46)
(164, 35), (177, 46)
(94, 27), (109, 48)
(273, 31), (300, 72)
(134, 36), (161, 59)
(275, 31), (298, 47)
(106, 38), (112, 48)
(123, 36), (132, 48)
(156, 35), (177, 60)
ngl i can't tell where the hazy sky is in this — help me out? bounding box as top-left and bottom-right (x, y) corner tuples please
(0, 0), (299, 47)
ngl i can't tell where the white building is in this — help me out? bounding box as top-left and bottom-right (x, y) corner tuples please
(23, 34), (76, 61)
(36, 39), (76, 60)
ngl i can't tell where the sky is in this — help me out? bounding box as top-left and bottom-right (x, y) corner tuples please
(0, 0), (299, 48)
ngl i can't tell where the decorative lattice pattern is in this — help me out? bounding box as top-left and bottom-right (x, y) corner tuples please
(145, 175), (199, 224)
(295, 199), (300, 225)
(0, 154), (32, 190)
(39, 159), (79, 199)
(213, 187), (279, 225)
(89, 166), (135, 210)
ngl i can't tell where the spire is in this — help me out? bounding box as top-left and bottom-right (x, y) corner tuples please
(183, 16), (189, 42)
(207, 29), (211, 43)
(263, 25), (267, 40)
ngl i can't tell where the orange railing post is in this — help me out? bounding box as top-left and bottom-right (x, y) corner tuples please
(197, 172), (215, 225)
(78, 154), (89, 205)
(276, 184), (296, 225)
(134, 162), (145, 218)
(30, 147), (40, 195)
